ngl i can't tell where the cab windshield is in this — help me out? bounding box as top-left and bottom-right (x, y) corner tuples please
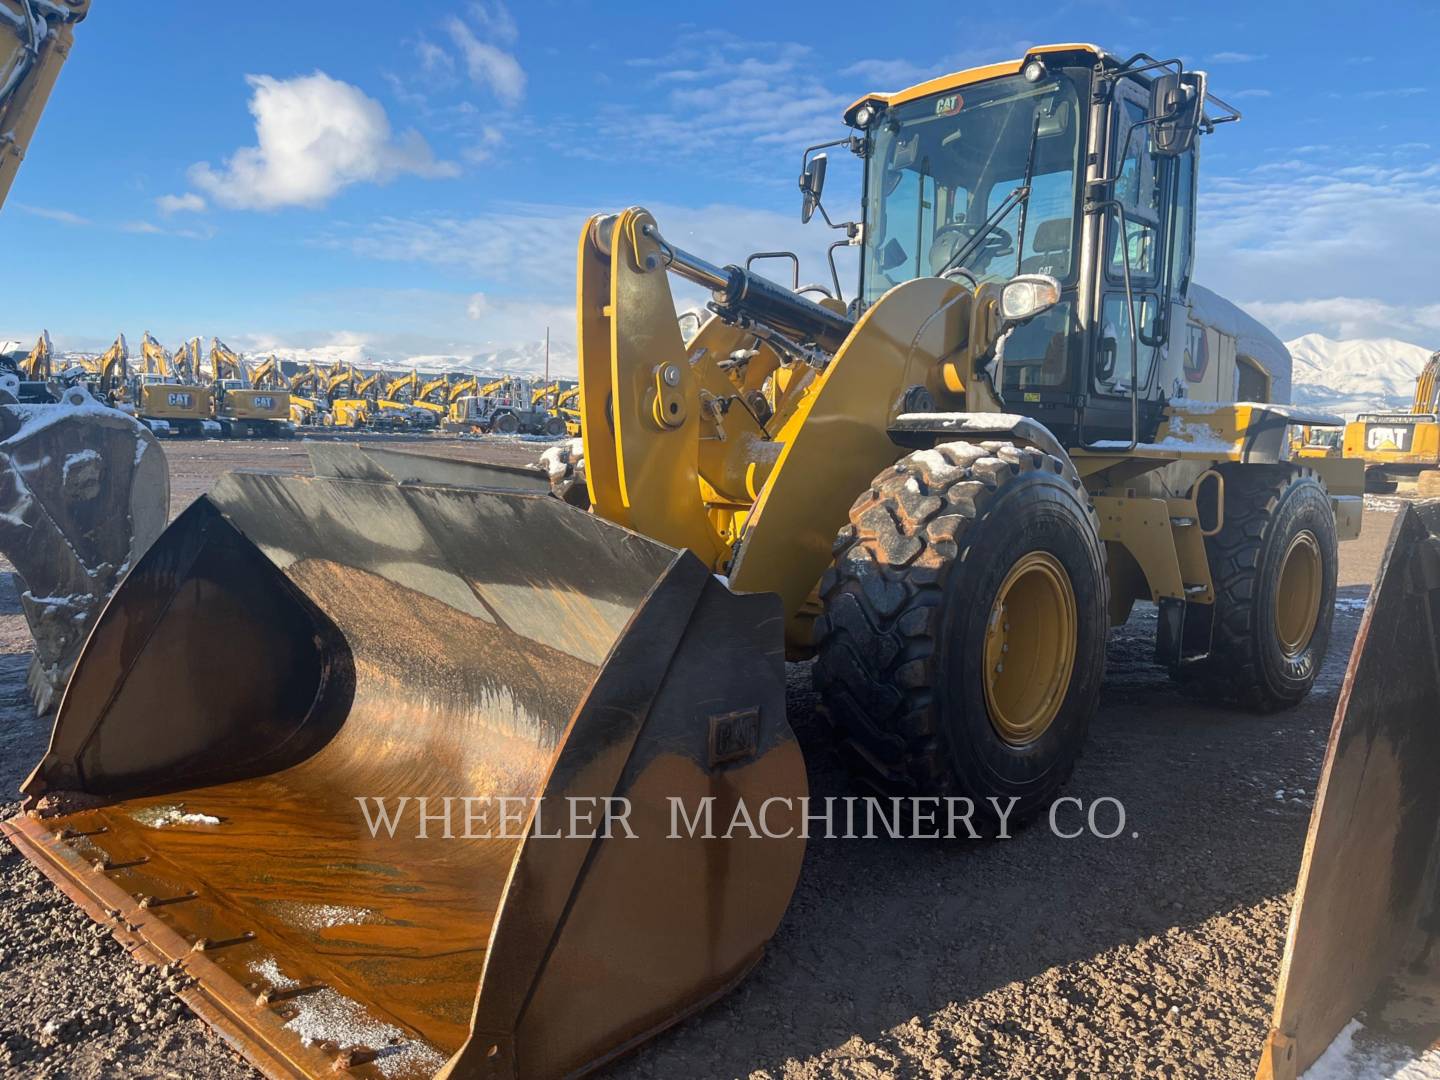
(861, 68), (1086, 303)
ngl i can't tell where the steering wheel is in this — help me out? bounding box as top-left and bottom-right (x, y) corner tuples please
(929, 221), (1014, 277)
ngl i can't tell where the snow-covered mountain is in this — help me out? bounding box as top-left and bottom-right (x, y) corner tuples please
(1286, 334), (1434, 417)
(253, 339), (569, 380)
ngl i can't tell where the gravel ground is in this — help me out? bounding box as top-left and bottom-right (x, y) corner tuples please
(0, 435), (1402, 1079)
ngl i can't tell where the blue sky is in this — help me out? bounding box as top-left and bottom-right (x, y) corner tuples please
(4, 1), (1438, 371)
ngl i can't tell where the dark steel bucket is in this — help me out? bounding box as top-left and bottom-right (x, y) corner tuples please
(1257, 501), (1440, 1079)
(4, 466), (805, 1079)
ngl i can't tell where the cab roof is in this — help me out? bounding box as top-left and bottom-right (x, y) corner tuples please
(844, 43), (1109, 123)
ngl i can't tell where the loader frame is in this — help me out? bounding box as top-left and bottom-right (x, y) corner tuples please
(577, 206), (1362, 656)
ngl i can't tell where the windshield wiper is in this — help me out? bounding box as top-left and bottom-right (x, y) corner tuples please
(1013, 108), (1045, 277)
(934, 184), (1030, 280)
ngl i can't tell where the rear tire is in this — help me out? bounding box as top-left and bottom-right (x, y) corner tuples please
(814, 441), (1109, 829)
(1173, 465), (1337, 711)
(493, 412), (520, 435)
(1364, 467), (1396, 494)
(543, 416), (566, 438)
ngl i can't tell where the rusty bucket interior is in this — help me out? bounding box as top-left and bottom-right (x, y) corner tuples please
(1257, 500), (1440, 1080)
(3, 465), (805, 1079)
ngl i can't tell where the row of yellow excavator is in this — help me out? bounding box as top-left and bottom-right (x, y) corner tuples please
(8, 331), (580, 439)
(291, 364), (575, 436)
(6, 330), (292, 436)
(3, 6), (1438, 1080)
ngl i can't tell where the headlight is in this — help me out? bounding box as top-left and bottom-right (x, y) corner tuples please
(854, 104), (874, 128)
(1001, 274), (1062, 322)
(1022, 58), (1047, 83)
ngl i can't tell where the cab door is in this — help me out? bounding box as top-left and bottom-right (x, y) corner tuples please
(1085, 76), (1191, 440)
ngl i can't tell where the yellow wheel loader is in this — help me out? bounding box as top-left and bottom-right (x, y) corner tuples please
(6, 44), (1364, 1079)
(0, 1), (169, 714)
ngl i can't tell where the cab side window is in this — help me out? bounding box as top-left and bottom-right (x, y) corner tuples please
(1107, 99), (1164, 282)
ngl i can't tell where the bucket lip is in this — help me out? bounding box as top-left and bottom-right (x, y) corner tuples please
(1, 811), (368, 1080)
(209, 467), (697, 560)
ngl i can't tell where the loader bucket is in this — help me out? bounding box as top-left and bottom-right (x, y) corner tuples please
(0, 386), (168, 713)
(1256, 500), (1440, 1080)
(2, 468), (805, 1079)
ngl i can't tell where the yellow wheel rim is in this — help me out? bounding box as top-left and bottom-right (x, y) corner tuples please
(983, 551), (1078, 746)
(1275, 531), (1323, 658)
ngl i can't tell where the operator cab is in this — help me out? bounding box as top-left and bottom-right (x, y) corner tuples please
(836, 45), (1234, 445)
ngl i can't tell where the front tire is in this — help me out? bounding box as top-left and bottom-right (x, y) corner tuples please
(814, 441), (1109, 828)
(1174, 465), (1337, 711)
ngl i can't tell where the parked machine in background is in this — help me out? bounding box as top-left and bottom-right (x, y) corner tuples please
(208, 338), (293, 438)
(325, 369), (379, 428)
(470, 376), (567, 435)
(84, 333), (130, 404)
(1344, 349), (1440, 492)
(555, 384), (582, 435)
(445, 375), (508, 431)
(131, 332), (216, 436)
(1290, 424), (1342, 460)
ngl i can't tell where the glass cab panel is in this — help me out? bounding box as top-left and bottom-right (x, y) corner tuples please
(861, 68), (1089, 302)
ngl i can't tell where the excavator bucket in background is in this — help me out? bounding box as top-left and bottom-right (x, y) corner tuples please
(1, 463), (806, 1079)
(0, 379), (168, 713)
(1257, 500), (1440, 1080)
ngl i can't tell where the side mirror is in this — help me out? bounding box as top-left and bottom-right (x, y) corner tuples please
(1150, 71), (1205, 156)
(800, 152), (828, 224)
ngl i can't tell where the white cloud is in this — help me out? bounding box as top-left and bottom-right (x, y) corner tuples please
(1230, 89), (1272, 100)
(1196, 151), (1440, 341)
(121, 219), (215, 240)
(156, 192), (206, 215)
(1240, 297), (1440, 341)
(1354, 86), (1427, 100)
(415, 39), (454, 75)
(841, 58), (933, 89)
(1207, 51), (1267, 63)
(446, 16), (525, 104)
(466, 1), (517, 45)
(17, 203), (90, 226)
(320, 199), (854, 303)
(461, 124), (505, 165)
(188, 72), (457, 211)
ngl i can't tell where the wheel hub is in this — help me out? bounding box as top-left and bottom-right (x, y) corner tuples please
(1275, 530), (1322, 658)
(983, 551), (1078, 746)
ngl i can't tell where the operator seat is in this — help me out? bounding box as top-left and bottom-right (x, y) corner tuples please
(1019, 218), (1072, 278)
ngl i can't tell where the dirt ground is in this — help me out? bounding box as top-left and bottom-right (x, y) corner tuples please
(0, 433), (1402, 1079)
